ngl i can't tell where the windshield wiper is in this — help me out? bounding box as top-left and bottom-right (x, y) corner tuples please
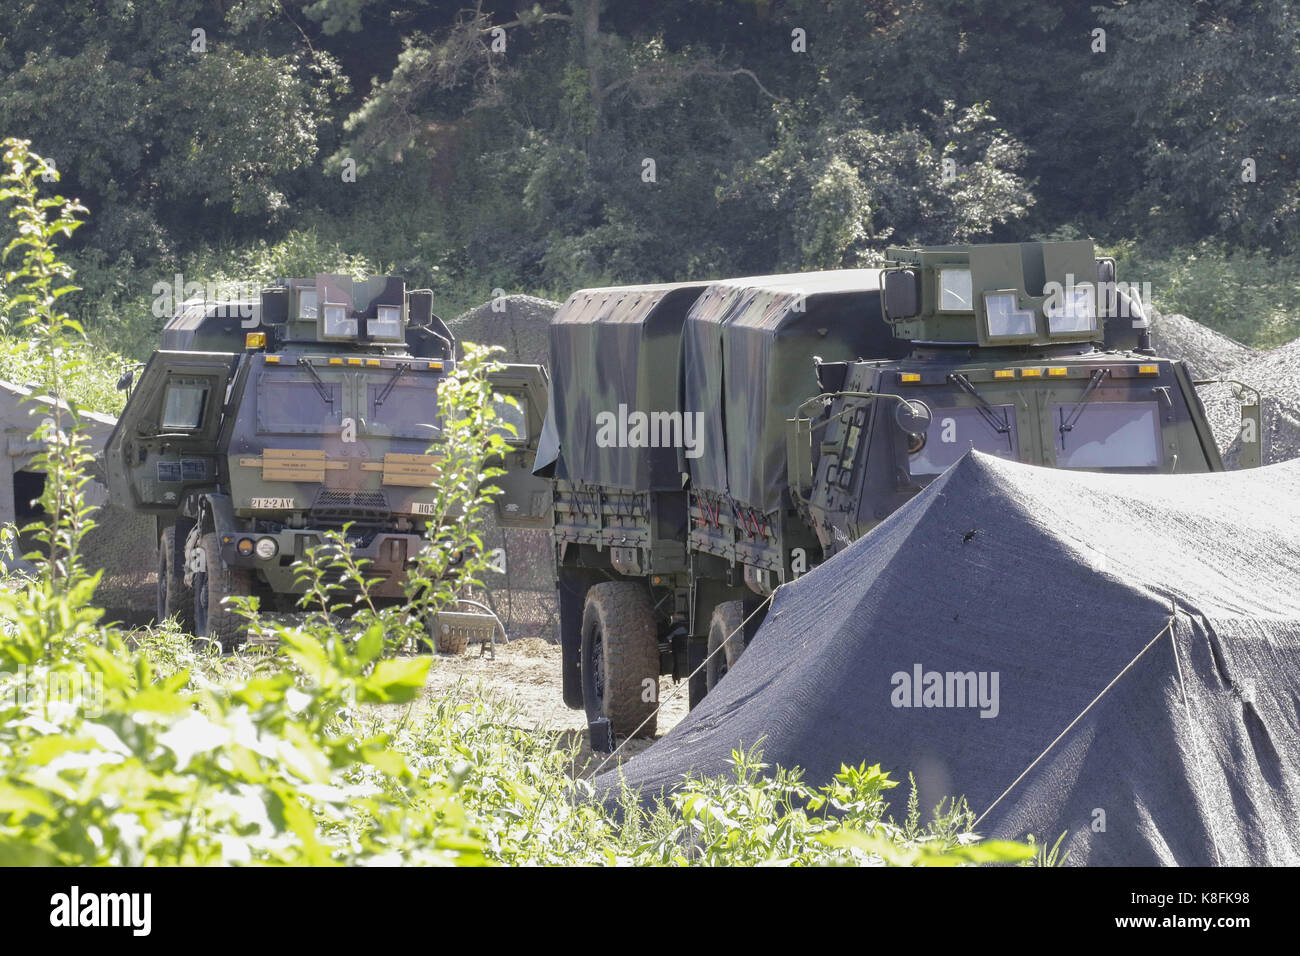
(296, 358), (334, 405)
(948, 372), (1013, 444)
(374, 362), (411, 407)
(1057, 368), (1109, 447)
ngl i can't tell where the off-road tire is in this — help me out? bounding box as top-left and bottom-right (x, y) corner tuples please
(706, 601), (748, 692)
(580, 582), (659, 738)
(157, 528), (195, 633)
(193, 532), (254, 654)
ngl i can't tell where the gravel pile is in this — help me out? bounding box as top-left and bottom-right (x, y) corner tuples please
(1149, 311), (1260, 379)
(1150, 311), (1300, 466)
(448, 294), (560, 366)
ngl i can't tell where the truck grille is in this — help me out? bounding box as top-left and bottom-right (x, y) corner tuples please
(311, 490), (390, 519)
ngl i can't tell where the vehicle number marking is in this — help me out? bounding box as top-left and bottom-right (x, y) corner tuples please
(251, 497), (296, 509)
(410, 502), (438, 516)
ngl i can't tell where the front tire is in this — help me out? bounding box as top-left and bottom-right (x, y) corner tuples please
(157, 527), (195, 633)
(192, 532), (254, 653)
(580, 582), (659, 738)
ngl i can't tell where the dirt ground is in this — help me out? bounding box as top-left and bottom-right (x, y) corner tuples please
(421, 637), (689, 776)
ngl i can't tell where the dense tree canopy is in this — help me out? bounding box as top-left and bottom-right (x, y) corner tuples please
(0, 0), (1296, 342)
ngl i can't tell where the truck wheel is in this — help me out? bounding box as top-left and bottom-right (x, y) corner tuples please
(193, 532), (253, 653)
(706, 601), (747, 692)
(580, 582), (659, 738)
(157, 528), (195, 633)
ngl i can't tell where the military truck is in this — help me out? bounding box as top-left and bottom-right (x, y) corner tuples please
(105, 274), (547, 651)
(491, 240), (1261, 739)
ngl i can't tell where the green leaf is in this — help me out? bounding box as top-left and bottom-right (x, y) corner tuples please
(361, 656), (431, 704)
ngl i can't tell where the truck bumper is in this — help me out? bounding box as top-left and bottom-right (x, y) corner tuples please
(219, 529), (427, 598)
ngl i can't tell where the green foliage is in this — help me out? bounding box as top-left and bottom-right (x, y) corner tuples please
(1092, 0), (1300, 249)
(1107, 239), (1300, 348)
(0, 336), (131, 414)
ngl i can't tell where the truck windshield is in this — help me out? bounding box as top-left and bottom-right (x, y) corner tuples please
(365, 378), (441, 439)
(1053, 401), (1163, 468)
(909, 403), (1019, 476)
(257, 373), (341, 434)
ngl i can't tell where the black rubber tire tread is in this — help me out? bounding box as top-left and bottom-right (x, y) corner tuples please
(195, 532), (253, 653)
(157, 528), (195, 632)
(706, 600), (747, 692)
(580, 582), (659, 738)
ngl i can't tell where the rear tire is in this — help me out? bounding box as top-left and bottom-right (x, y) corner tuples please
(157, 528), (195, 633)
(580, 582), (659, 738)
(706, 600), (747, 692)
(192, 532), (254, 654)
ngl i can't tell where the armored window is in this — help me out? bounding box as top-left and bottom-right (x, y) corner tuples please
(982, 292), (1036, 339)
(909, 404), (1019, 477)
(1053, 401), (1162, 469)
(298, 288), (318, 320)
(493, 392), (528, 442)
(161, 382), (208, 430)
(366, 379), (441, 439)
(257, 373), (342, 434)
(937, 268), (973, 311)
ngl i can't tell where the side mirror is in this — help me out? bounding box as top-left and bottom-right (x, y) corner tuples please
(883, 270), (920, 321)
(116, 368), (135, 392)
(893, 398), (932, 435)
(407, 289), (434, 327)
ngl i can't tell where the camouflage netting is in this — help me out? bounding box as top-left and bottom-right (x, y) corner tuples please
(600, 452), (1300, 866)
(1151, 311), (1300, 466)
(449, 294), (560, 366)
(451, 295), (562, 641)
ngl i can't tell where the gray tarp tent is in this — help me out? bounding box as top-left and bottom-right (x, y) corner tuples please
(597, 452), (1300, 866)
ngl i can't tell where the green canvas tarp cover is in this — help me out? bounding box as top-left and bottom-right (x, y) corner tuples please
(544, 282), (708, 491)
(598, 452), (1300, 866)
(679, 270), (907, 514)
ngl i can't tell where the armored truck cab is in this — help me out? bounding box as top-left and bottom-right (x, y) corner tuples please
(104, 274), (485, 650)
(795, 241), (1234, 554)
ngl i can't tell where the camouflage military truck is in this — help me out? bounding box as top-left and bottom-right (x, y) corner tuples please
(105, 274), (546, 651)
(491, 240), (1261, 740)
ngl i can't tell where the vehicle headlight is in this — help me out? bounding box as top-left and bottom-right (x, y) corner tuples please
(369, 305), (403, 341)
(983, 292), (1036, 339)
(255, 537), (278, 559)
(323, 303), (357, 338)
